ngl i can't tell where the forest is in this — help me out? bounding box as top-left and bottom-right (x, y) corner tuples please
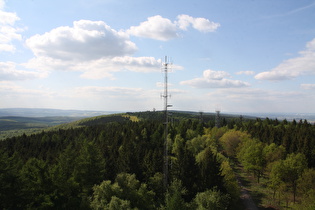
(0, 111), (314, 209)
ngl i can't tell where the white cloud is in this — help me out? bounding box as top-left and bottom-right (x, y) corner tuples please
(79, 56), (162, 79)
(26, 20), (137, 61)
(206, 88), (311, 113)
(23, 20), (173, 79)
(127, 14), (220, 41)
(0, 81), (54, 96)
(180, 69), (250, 88)
(23, 56), (163, 79)
(203, 69), (230, 80)
(0, 0), (4, 9)
(127, 15), (178, 41)
(301, 84), (315, 90)
(255, 38), (315, 80)
(0, 3), (23, 52)
(176, 14), (220, 32)
(0, 62), (48, 81)
(74, 86), (144, 98)
(236, 71), (255, 75)
(209, 88), (302, 100)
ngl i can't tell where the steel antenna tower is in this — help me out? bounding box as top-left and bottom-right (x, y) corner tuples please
(162, 56), (172, 189)
(215, 106), (221, 128)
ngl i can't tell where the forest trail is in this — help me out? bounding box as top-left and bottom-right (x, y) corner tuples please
(236, 165), (259, 210)
(239, 183), (259, 210)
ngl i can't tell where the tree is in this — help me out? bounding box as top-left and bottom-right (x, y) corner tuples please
(237, 139), (265, 183)
(282, 153), (307, 203)
(49, 144), (82, 209)
(0, 152), (23, 209)
(196, 147), (225, 191)
(73, 140), (106, 208)
(164, 179), (187, 210)
(269, 160), (285, 203)
(270, 153), (307, 204)
(298, 168), (315, 196)
(219, 130), (250, 157)
(220, 160), (240, 203)
(19, 158), (54, 209)
(171, 134), (199, 201)
(91, 173), (155, 210)
(263, 143), (286, 172)
(107, 196), (133, 210)
(194, 188), (230, 210)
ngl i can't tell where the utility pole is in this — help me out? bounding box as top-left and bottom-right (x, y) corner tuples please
(162, 56), (171, 189)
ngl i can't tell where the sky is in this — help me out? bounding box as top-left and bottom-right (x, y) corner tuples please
(1, 0), (315, 113)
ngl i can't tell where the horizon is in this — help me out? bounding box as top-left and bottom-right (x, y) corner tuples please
(1, 0), (315, 113)
(1, 108), (315, 122)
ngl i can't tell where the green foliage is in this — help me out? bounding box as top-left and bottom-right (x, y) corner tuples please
(3, 111), (315, 209)
(91, 173), (155, 210)
(0, 152), (23, 209)
(164, 179), (188, 210)
(220, 160), (240, 203)
(196, 147), (225, 192)
(107, 196), (133, 210)
(270, 153), (308, 203)
(20, 158), (55, 209)
(219, 130), (250, 157)
(263, 143), (286, 171)
(194, 188), (230, 210)
(237, 138), (265, 183)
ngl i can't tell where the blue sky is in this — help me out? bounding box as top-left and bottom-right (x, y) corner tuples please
(1, 0), (315, 113)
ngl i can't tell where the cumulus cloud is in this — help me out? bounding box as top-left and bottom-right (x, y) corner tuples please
(0, 62), (48, 81)
(80, 56), (162, 79)
(26, 20), (137, 61)
(74, 86), (144, 98)
(255, 38), (315, 80)
(0, 0), (4, 9)
(209, 88), (302, 101)
(176, 14), (220, 32)
(127, 15), (178, 41)
(0, 81), (54, 98)
(127, 14), (219, 41)
(236, 71), (255, 75)
(203, 69), (230, 80)
(23, 20), (175, 79)
(180, 69), (250, 88)
(205, 88), (310, 113)
(0, 1), (23, 52)
(23, 56), (162, 79)
(301, 84), (315, 90)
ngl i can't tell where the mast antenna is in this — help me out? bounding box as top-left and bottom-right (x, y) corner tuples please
(215, 105), (221, 128)
(162, 56), (172, 189)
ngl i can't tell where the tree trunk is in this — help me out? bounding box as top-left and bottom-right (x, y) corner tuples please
(293, 185), (296, 203)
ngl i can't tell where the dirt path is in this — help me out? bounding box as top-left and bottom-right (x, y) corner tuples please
(235, 164), (259, 210)
(238, 179), (259, 210)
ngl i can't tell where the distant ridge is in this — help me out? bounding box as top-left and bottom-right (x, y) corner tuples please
(0, 108), (115, 118)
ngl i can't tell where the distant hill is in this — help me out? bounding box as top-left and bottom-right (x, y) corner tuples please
(0, 116), (84, 131)
(0, 110), (248, 140)
(0, 108), (113, 117)
(0, 116), (86, 140)
(10, 109), (313, 141)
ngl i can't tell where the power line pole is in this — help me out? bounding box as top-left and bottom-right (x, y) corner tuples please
(162, 56), (171, 189)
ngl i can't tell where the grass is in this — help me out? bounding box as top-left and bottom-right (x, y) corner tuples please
(233, 163), (307, 210)
(234, 163), (281, 210)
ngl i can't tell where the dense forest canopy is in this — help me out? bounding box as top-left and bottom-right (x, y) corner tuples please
(0, 111), (314, 209)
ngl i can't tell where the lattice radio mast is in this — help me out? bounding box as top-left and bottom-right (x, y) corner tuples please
(215, 106), (221, 128)
(162, 56), (172, 189)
